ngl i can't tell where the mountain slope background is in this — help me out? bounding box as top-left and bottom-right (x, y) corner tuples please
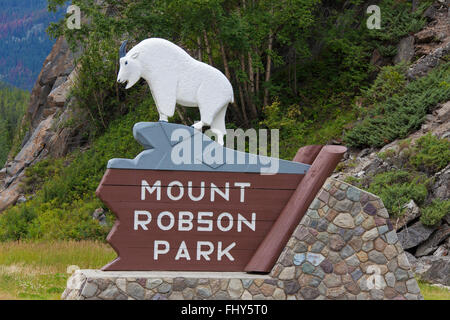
(0, 0), (65, 90)
(0, 0), (448, 288)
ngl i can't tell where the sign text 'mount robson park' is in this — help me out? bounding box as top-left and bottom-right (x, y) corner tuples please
(135, 179), (257, 263)
(96, 122), (346, 272)
(98, 169), (305, 271)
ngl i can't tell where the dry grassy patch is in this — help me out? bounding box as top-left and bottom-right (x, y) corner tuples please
(0, 241), (115, 300)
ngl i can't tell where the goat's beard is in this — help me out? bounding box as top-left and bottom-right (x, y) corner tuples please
(125, 76), (140, 89)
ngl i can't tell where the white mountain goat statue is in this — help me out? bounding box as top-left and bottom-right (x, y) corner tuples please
(117, 38), (234, 145)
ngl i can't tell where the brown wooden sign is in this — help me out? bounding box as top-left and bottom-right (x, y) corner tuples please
(96, 122), (346, 272)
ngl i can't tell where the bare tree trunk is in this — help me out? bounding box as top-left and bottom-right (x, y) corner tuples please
(203, 30), (214, 66)
(176, 106), (191, 125)
(263, 31), (274, 107)
(240, 53), (257, 118)
(197, 36), (202, 61)
(254, 46), (260, 97)
(248, 51), (259, 116)
(293, 51), (298, 95)
(256, 69), (260, 97)
(238, 84), (249, 125)
(235, 73), (249, 125)
(288, 53), (292, 92)
(219, 39), (242, 122)
(219, 39), (231, 80)
(248, 52), (255, 95)
(239, 54), (249, 104)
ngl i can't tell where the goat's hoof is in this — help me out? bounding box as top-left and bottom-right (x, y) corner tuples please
(192, 121), (203, 131)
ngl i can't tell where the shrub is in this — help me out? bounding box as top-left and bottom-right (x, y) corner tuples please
(22, 159), (65, 195)
(367, 170), (429, 217)
(0, 204), (36, 241)
(420, 199), (450, 226)
(27, 199), (109, 240)
(377, 148), (397, 161)
(70, 38), (122, 135)
(261, 101), (312, 159)
(410, 133), (450, 174)
(345, 62), (450, 148)
(261, 100), (357, 159)
(363, 63), (407, 104)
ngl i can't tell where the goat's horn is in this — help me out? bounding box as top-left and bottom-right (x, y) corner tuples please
(119, 40), (128, 58)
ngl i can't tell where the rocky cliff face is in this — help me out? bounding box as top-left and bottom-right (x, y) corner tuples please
(0, 37), (83, 211)
(334, 1), (450, 287)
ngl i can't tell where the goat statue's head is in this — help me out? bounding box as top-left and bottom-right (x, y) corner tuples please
(117, 40), (141, 89)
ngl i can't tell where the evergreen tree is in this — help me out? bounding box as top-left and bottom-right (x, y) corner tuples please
(0, 82), (29, 166)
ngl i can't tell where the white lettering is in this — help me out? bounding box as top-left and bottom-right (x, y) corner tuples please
(188, 181), (204, 201)
(197, 241), (214, 260)
(234, 182), (251, 202)
(157, 211), (175, 230)
(134, 210), (152, 230)
(178, 211), (194, 231)
(217, 212), (233, 232)
(238, 213), (256, 232)
(154, 240), (169, 260)
(217, 242), (236, 261)
(167, 181), (184, 201)
(210, 183), (229, 201)
(141, 180), (161, 200)
(175, 241), (191, 260)
(197, 212), (213, 231)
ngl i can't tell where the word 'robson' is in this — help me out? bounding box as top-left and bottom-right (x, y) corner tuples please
(134, 210), (256, 232)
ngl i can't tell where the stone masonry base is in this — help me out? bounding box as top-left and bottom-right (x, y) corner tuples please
(62, 178), (423, 300)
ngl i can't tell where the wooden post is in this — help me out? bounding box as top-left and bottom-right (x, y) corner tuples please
(293, 145), (323, 164)
(245, 145), (347, 273)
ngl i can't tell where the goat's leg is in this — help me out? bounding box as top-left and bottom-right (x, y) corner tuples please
(147, 79), (176, 122)
(210, 104), (227, 145)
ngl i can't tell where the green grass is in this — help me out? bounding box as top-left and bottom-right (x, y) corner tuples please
(0, 241), (115, 300)
(418, 280), (450, 300)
